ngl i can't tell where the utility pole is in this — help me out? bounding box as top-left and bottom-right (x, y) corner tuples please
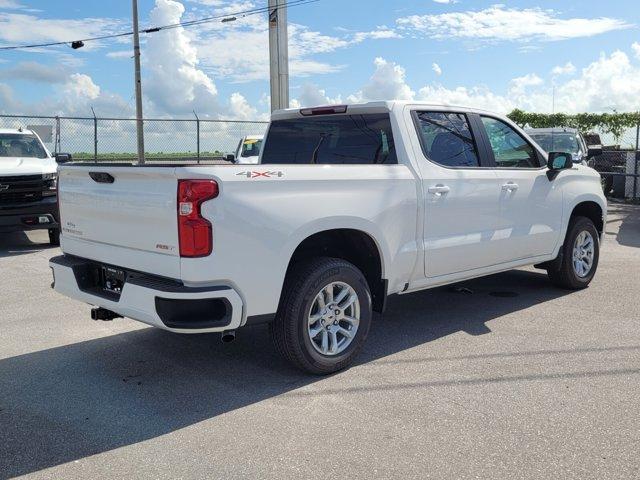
(132, 0), (145, 164)
(268, 0), (289, 112)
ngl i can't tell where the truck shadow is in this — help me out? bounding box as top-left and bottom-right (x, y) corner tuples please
(0, 270), (582, 477)
(0, 231), (56, 258)
(606, 202), (640, 248)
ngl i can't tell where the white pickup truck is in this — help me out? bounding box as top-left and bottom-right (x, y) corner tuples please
(50, 102), (606, 374)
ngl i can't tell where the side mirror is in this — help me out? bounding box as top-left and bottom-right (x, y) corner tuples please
(547, 152), (573, 180)
(587, 145), (602, 158)
(225, 154), (235, 163)
(55, 153), (72, 164)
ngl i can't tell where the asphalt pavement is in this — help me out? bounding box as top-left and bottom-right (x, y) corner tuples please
(1, 202), (639, 479)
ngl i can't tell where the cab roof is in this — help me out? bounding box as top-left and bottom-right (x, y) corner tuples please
(271, 101), (506, 120)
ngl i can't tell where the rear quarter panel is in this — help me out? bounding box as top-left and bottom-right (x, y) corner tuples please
(176, 164), (419, 318)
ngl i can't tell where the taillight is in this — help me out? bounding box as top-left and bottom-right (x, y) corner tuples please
(177, 179), (219, 257)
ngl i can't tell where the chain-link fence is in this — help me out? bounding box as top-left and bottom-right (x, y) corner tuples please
(0, 114), (269, 163)
(1, 113), (638, 198)
(585, 125), (639, 199)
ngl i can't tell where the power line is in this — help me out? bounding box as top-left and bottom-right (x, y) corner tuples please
(0, 0), (318, 51)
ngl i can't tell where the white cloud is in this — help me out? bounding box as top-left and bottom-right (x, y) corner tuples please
(63, 74), (101, 100)
(144, 0), (219, 115)
(349, 57), (415, 102)
(632, 42), (640, 59)
(397, 6), (631, 44)
(191, 2), (399, 83)
(432, 62), (442, 76)
(328, 42), (640, 116)
(0, 13), (123, 50)
(291, 83), (342, 108)
(0, 61), (69, 83)
(417, 84), (513, 112)
(0, 0), (24, 9)
(551, 62), (576, 76)
(509, 73), (544, 95)
(106, 50), (132, 59)
(432, 0), (458, 4)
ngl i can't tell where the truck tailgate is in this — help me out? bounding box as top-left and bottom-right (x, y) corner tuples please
(58, 165), (181, 278)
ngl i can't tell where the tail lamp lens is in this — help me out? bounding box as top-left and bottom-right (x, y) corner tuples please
(177, 179), (219, 257)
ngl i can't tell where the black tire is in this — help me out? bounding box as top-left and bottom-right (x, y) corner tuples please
(270, 257), (372, 375)
(48, 228), (60, 246)
(547, 216), (600, 289)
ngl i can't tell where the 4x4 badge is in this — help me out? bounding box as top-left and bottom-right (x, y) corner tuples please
(236, 171), (284, 179)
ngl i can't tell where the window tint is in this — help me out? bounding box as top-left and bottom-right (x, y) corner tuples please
(261, 114), (397, 165)
(482, 117), (539, 168)
(414, 112), (480, 168)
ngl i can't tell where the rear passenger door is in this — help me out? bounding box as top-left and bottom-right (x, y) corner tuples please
(478, 116), (564, 260)
(411, 110), (504, 278)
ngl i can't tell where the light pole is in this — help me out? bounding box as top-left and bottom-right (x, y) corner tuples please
(132, 0), (145, 164)
(268, 0), (289, 112)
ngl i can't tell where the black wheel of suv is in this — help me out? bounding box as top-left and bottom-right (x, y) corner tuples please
(48, 228), (60, 246)
(547, 216), (600, 290)
(270, 257), (372, 375)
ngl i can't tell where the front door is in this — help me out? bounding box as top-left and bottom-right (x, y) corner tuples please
(479, 116), (564, 261)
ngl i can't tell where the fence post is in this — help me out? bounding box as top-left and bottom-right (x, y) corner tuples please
(54, 116), (61, 154)
(634, 121), (639, 200)
(91, 107), (98, 162)
(193, 111), (200, 164)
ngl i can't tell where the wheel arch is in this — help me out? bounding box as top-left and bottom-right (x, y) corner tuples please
(283, 227), (388, 313)
(569, 199), (605, 237)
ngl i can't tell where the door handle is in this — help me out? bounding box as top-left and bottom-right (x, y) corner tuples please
(428, 184), (450, 196)
(501, 182), (519, 192)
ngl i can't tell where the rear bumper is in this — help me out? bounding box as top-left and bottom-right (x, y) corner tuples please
(0, 196), (59, 233)
(49, 255), (244, 334)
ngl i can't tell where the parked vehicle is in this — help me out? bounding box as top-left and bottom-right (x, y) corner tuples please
(0, 128), (70, 245)
(525, 127), (602, 165)
(230, 135), (264, 164)
(50, 102), (606, 374)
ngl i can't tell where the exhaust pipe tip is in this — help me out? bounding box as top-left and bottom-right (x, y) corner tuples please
(91, 307), (122, 321)
(221, 330), (236, 343)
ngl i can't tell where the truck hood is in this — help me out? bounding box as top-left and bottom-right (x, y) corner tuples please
(0, 157), (57, 176)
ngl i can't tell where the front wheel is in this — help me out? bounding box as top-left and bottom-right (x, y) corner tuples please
(547, 216), (600, 289)
(270, 257), (372, 375)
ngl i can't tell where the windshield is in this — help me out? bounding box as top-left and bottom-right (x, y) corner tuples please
(0, 134), (48, 159)
(529, 133), (580, 154)
(240, 139), (263, 158)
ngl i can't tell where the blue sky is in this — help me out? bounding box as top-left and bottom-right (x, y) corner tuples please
(0, 0), (639, 119)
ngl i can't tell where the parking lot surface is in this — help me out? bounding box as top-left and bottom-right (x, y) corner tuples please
(1, 203), (639, 480)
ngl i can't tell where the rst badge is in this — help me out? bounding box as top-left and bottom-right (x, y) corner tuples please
(236, 171), (284, 179)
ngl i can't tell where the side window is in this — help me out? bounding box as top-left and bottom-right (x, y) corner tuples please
(414, 111), (480, 168)
(481, 117), (540, 168)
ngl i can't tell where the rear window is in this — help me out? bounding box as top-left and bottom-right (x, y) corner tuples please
(261, 114), (397, 165)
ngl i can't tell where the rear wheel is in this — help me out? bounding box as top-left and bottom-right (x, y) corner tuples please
(547, 216), (599, 289)
(48, 228), (60, 246)
(270, 257), (372, 375)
